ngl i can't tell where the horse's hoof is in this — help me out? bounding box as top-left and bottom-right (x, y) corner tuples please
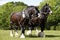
(15, 32), (18, 37)
(10, 33), (13, 37)
(20, 34), (25, 38)
(35, 30), (40, 36)
(10, 31), (13, 37)
(10, 34), (13, 37)
(38, 32), (45, 37)
(26, 30), (32, 35)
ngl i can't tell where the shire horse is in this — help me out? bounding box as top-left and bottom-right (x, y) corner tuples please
(27, 3), (52, 37)
(10, 6), (39, 38)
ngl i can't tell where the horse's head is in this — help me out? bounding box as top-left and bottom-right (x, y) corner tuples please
(38, 3), (52, 18)
(41, 3), (52, 15)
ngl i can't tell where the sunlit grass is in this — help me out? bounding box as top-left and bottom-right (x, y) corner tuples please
(0, 30), (60, 40)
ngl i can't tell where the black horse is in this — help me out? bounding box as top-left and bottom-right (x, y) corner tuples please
(10, 6), (39, 38)
(27, 3), (52, 37)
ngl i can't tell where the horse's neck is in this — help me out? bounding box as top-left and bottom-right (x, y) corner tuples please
(40, 11), (48, 16)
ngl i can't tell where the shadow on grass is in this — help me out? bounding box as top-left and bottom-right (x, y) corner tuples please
(46, 35), (60, 38)
(26, 35), (40, 38)
(26, 35), (60, 38)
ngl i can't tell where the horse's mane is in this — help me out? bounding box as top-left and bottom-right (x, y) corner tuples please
(27, 6), (35, 8)
(27, 6), (39, 13)
(27, 6), (37, 9)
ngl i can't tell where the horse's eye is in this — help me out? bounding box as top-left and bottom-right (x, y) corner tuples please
(48, 10), (50, 12)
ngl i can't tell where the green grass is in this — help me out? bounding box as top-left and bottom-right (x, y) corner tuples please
(0, 30), (60, 40)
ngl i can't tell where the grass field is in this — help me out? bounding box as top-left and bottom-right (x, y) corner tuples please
(0, 30), (60, 40)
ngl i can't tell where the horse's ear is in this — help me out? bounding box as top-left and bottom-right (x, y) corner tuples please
(45, 3), (51, 8)
(45, 3), (49, 6)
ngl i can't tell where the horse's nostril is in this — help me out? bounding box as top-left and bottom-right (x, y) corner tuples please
(50, 11), (52, 14)
(47, 9), (50, 12)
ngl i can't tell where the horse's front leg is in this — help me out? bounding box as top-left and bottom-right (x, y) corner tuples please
(26, 26), (32, 36)
(38, 25), (45, 37)
(14, 25), (18, 37)
(10, 22), (13, 37)
(35, 27), (39, 36)
(20, 25), (25, 38)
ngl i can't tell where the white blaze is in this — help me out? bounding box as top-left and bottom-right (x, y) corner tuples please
(49, 8), (52, 14)
(50, 11), (52, 14)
